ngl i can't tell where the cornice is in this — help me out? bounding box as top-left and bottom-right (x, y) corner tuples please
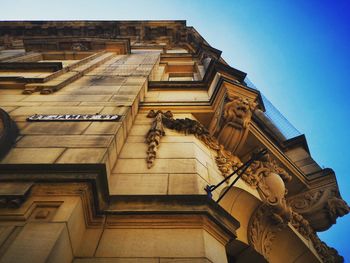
(249, 122), (341, 196)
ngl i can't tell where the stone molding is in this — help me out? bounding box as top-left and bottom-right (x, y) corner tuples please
(0, 182), (104, 227)
(0, 163), (110, 224)
(0, 182), (33, 209)
(23, 37), (130, 54)
(107, 195), (240, 245)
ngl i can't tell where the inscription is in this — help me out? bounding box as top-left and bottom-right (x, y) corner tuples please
(27, 114), (121, 122)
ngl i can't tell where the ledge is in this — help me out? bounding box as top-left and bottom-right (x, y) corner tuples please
(108, 194), (240, 240)
(0, 163), (110, 212)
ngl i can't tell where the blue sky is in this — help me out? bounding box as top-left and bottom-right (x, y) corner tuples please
(1, 0), (350, 260)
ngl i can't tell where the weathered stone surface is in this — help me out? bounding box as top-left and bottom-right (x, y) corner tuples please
(0, 20), (343, 263)
(159, 259), (211, 263)
(76, 228), (103, 257)
(22, 122), (90, 135)
(22, 95), (113, 102)
(16, 135), (113, 148)
(119, 142), (196, 159)
(0, 182), (32, 196)
(113, 159), (198, 174)
(56, 148), (107, 163)
(74, 258), (158, 263)
(1, 148), (65, 164)
(100, 106), (128, 115)
(10, 106), (104, 116)
(84, 122), (121, 135)
(109, 173), (168, 195)
(168, 173), (207, 195)
(1, 223), (72, 263)
(95, 228), (205, 258)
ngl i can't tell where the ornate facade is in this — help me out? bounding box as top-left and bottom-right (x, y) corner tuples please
(0, 21), (348, 263)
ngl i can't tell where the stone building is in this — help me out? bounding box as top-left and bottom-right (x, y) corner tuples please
(0, 21), (348, 263)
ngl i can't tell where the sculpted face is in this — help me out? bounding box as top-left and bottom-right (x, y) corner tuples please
(222, 95), (257, 129)
(233, 96), (251, 119)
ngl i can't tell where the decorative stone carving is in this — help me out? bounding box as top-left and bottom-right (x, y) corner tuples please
(244, 154), (292, 187)
(146, 110), (172, 168)
(288, 187), (350, 231)
(245, 154), (292, 224)
(146, 111), (292, 222)
(248, 204), (288, 260)
(144, 110), (345, 262)
(146, 109), (242, 173)
(327, 196), (350, 223)
(217, 94), (257, 154)
(249, 205), (344, 263)
(146, 110), (290, 190)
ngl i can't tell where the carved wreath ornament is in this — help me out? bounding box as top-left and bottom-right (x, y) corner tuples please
(145, 110), (344, 262)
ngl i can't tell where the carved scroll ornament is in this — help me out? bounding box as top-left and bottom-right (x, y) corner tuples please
(248, 204), (343, 263)
(248, 204), (287, 260)
(288, 187), (350, 231)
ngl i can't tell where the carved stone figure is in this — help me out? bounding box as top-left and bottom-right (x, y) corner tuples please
(217, 94), (257, 153)
(327, 196), (350, 224)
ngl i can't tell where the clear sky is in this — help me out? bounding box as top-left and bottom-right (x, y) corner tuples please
(1, 0), (350, 260)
